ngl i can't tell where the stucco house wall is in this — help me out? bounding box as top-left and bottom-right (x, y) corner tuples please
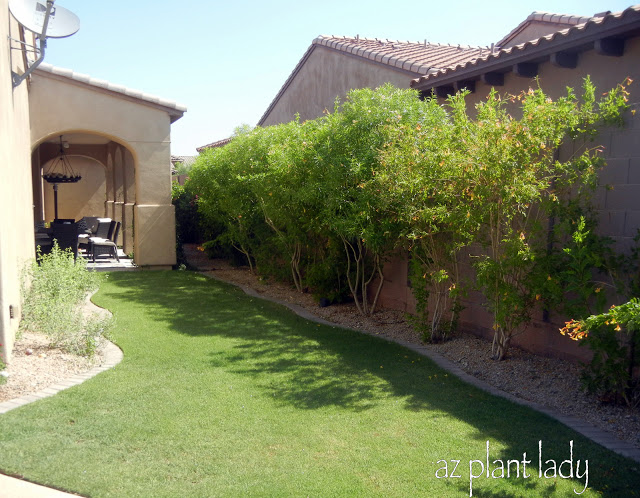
(0, 0), (36, 364)
(260, 45), (414, 127)
(0, 1), (186, 364)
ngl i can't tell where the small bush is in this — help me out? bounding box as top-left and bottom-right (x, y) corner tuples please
(304, 239), (351, 305)
(561, 298), (640, 407)
(20, 244), (112, 357)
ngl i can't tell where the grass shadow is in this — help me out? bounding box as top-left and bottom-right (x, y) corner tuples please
(75, 270), (640, 495)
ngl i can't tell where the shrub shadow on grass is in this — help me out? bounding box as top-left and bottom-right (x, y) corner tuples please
(97, 271), (640, 496)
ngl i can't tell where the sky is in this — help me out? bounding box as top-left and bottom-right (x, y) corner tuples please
(38, 0), (636, 156)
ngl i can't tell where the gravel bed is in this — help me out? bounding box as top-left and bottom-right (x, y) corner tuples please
(0, 293), (109, 404)
(0, 331), (103, 403)
(184, 244), (640, 450)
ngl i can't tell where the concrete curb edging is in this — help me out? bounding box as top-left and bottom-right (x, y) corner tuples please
(201, 270), (640, 464)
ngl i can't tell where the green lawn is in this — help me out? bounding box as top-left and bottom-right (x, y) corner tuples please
(0, 271), (638, 497)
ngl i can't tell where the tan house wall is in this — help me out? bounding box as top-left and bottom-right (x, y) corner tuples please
(261, 45), (416, 126)
(42, 157), (107, 221)
(29, 72), (177, 268)
(0, 0), (35, 364)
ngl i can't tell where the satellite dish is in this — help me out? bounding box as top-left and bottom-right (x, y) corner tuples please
(9, 0), (80, 38)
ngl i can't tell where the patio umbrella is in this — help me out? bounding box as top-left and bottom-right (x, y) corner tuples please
(42, 136), (81, 221)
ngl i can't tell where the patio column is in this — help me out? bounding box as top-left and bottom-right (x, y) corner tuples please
(112, 146), (124, 242)
(122, 149), (135, 255)
(132, 138), (176, 268)
(105, 149), (114, 218)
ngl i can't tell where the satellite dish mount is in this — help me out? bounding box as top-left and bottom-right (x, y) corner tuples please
(9, 0), (80, 87)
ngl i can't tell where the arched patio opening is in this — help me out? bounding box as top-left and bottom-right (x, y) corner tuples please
(32, 131), (136, 255)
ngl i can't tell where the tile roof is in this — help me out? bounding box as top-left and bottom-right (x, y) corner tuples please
(196, 137), (232, 153)
(257, 36), (488, 125)
(34, 63), (187, 122)
(412, 5), (640, 90)
(314, 35), (488, 75)
(496, 10), (605, 47)
(171, 155), (196, 166)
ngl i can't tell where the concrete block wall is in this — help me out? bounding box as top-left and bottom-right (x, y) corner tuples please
(375, 105), (640, 362)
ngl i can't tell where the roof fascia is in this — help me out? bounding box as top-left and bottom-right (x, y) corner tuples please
(412, 11), (640, 91)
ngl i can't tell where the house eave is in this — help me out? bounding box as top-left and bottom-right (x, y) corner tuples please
(412, 6), (640, 92)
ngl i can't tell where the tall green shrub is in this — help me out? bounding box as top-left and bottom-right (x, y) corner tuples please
(378, 92), (472, 341)
(311, 85), (425, 315)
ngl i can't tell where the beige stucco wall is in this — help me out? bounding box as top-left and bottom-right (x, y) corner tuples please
(0, 0), (36, 364)
(42, 157), (107, 221)
(29, 72), (177, 267)
(499, 21), (575, 48)
(261, 45), (416, 126)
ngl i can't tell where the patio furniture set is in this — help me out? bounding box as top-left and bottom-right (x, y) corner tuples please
(35, 217), (121, 263)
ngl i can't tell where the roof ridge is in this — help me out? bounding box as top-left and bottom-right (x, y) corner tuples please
(496, 8), (614, 48)
(196, 137), (233, 153)
(316, 34), (487, 50)
(528, 10), (600, 24)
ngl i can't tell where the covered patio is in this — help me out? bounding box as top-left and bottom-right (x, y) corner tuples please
(29, 63), (186, 269)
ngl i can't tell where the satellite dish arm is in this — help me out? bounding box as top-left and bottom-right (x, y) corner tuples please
(12, 0), (54, 88)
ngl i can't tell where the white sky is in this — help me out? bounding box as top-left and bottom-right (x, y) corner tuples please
(38, 1), (635, 156)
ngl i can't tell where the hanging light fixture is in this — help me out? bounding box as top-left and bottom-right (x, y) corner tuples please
(42, 135), (81, 221)
(43, 136), (81, 183)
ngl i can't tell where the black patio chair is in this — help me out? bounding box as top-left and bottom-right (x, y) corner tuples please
(77, 218), (92, 255)
(91, 221), (121, 263)
(51, 222), (79, 260)
(93, 218), (112, 239)
(80, 216), (100, 234)
(105, 220), (117, 241)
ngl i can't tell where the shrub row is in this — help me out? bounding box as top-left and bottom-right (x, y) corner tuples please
(185, 80), (638, 401)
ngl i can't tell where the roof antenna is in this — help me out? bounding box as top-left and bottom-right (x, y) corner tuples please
(9, 0), (80, 87)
